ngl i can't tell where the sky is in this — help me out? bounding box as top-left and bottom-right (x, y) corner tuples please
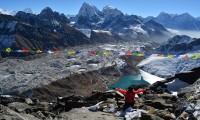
(0, 0), (200, 17)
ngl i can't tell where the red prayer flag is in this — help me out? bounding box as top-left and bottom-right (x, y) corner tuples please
(125, 52), (132, 56)
(21, 49), (29, 53)
(89, 51), (96, 55)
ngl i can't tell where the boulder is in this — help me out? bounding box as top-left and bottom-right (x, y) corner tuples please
(25, 98), (33, 105)
(32, 99), (40, 105)
(8, 102), (45, 113)
(155, 110), (176, 120)
(144, 99), (173, 110)
(58, 108), (122, 120)
(8, 102), (32, 113)
(39, 102), (50, 111)
(158, 93), (174, 100)
(0, 104), (40, 120)
(140, 113), (164, 120)
(34, 111), (46, 119)
(0, 96), (24, 105)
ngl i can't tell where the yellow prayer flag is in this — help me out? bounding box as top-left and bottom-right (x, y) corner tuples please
(167, 55), (174, 58)
(103, 51), (109, 55)
(6, 48), (12, 53)
(136, 53), (144, 57)
(192, 54), (200, 60)
(36, 50), (42, 54)
(68, 51), (76, 54)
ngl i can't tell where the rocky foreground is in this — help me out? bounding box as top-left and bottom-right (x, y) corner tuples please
(1, 73), (200, 120)
(0, 45), (200, 119)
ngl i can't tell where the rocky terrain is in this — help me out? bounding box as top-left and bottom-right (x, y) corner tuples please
(0, 43), (150, 95)
(1, 67), (199, 120)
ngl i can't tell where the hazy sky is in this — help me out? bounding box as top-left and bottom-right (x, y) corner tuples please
(0, 0), (200, 17)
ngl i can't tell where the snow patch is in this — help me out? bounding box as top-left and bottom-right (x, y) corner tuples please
(92, 30), (112, 35)
(78, 29), (91, 38)
(140, 69), (165, 84)
(0, 8), (12, 15)
(130, 25), (147, 34)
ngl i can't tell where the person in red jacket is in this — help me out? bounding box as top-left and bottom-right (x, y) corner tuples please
(115, 86), (146, 111)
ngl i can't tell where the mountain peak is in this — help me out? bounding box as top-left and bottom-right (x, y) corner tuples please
(102, 5), (123, 18)
(40, 7), (53, 15)
(103, 5), (115, 10)
(158, 12), (177, 17)
(23, 8), (35, 14)
(159, 12), (168, 15)
(0, 8), (12, 15)
(77, 2), (102, 21)
(82, 2), (93, 7)
(179, 13), (193, 18)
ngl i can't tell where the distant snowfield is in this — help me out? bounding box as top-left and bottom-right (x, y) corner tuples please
(167, 28), (200, 38)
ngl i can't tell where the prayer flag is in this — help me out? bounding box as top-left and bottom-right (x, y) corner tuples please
(6, 48), (11, 53)
(125, 52), (132, 56)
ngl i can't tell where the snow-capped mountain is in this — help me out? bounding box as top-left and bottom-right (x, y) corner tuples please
(157, 35), (200, 55)
(0, 8), (36, 16)
(74, 3), (173, 43)
(143, 12), (200, 30)
(102, 6), (123, 19)
(0, 8), (12, 15)
(74, 2), (103, 28)
(0, 7), (90, 57)
(77, 2), (102, 19)
(23, 8), (35, 14)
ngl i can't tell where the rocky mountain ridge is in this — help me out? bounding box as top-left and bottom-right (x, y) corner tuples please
(0, 8), (90, 58)
(73, 3), (173, 43)
(157, 35), (200, 55)
(143, 12), (200, 30)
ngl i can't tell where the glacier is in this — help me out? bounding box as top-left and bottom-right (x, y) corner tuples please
(137, 55), (200, 78)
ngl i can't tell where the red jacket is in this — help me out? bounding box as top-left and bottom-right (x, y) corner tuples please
(115, 88), (146, 103)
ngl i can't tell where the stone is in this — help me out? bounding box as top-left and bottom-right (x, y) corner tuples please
(158, 93), (173, 100)
(0, 104), (40, 120)
(25, 98), (33, 105)
(34, 111), (46, 119)
(32, 98), (40, 105)
(140, 113), (164, 120)
(39, 102), (50, 111)
(155, 110), (176, 120)
(144, 99), (173, 109)
(0, 96), (24, 105)
(58, 108), (122, 120)
(8, 102), (32, 113)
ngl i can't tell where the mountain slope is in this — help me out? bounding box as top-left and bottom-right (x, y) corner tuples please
(74, 3), (173, 43)
(157, 35), (200, 54)
(143, 12), (200, 30)
(0, 8), (90, 56)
